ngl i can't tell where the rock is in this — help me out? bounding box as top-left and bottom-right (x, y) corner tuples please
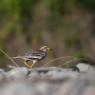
(76, 63), (93, 72)
(0, 67), (94, 95)
(1, 82), (35, 95)
(7, 67), (29, 80)
(0, 69), (6, 81)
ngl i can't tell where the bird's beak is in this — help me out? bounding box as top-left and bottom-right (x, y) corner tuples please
(47, 48), (52, 51)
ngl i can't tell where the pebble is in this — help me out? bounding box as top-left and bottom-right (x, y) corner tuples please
(0, 67), (94, 95)
(7, 67), (29, 80)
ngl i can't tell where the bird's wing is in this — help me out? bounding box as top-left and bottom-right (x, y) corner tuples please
(25, 50), (45, 60)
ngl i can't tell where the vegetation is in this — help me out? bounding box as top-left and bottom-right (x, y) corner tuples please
(0, 0), (95, 68)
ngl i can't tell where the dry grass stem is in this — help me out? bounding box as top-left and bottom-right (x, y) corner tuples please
(0, 48), (19, 67)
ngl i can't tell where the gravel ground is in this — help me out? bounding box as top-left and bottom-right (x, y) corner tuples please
(0, 64), (94, 95)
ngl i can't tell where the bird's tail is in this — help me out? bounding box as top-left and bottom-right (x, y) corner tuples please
(12, 56), (22, 59)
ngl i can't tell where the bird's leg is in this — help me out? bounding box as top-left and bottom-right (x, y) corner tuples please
(24, 61), (35, 68)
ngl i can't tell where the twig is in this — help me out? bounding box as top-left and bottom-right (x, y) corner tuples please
(8, 65), (17, 69)
(0, 48), (19, 67)
(43, 56), (76, 66)
(58, 57), (79, 67)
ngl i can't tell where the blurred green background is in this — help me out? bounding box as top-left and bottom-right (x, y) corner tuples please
(0, 0), (95, 69)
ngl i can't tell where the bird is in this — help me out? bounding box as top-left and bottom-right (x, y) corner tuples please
(12, 46), (51, 68)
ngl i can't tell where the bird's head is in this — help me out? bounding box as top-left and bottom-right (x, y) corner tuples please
(40, 46), (51, 52)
